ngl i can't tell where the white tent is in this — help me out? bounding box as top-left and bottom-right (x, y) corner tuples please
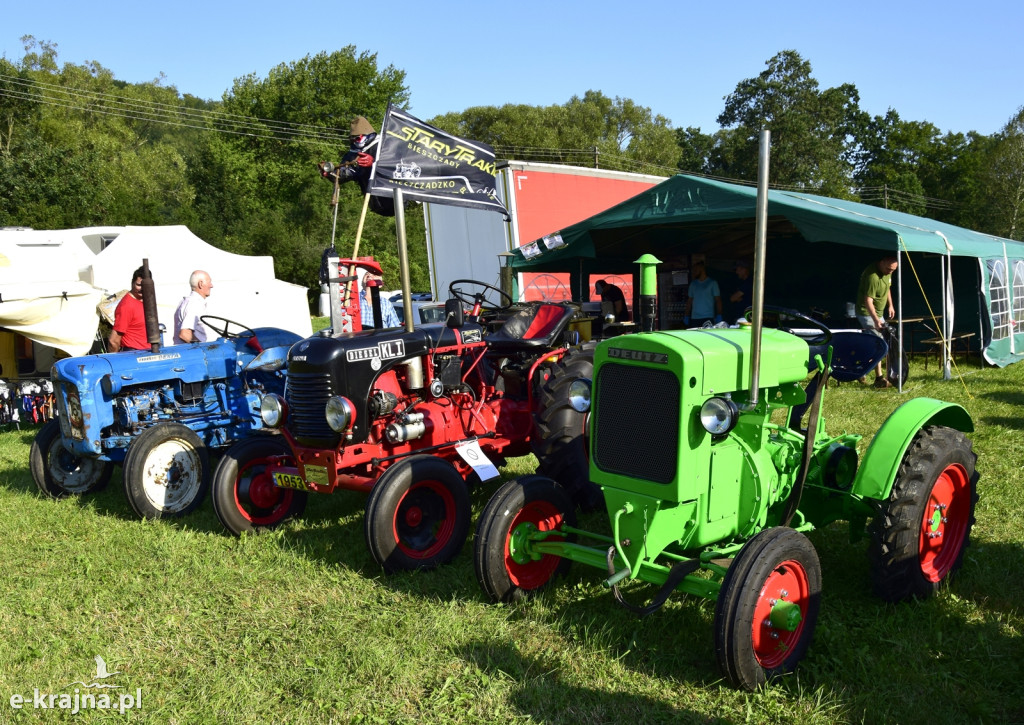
(0, 225), (312, 362)
(0, 230), (103, 357)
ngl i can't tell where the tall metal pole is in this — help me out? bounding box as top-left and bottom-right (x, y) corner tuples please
(747, 129), (771, 408)
(393, 188), (414, 333)
(897, 250), (904, 392)
(942, 254), (952, 380)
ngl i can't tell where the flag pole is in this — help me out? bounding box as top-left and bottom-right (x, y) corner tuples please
(351, 192), (371, 260)
(329, 174), (341, 249)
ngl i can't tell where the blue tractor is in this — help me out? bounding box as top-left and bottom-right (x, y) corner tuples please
(30, 316), (300, 519)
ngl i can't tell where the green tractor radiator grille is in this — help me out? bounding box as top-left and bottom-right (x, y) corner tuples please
(594, 362), (680, 484)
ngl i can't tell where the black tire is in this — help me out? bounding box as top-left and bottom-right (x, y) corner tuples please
(211, 436), (307, 536)
(122, 423), (210, 519)
(531, 342), (601, 511)
(474, 475), (577, 602)
(364, 455), (471, 573)
(714, 528), (822, 691)
(869, 425), (978, 602)
(29, 419), (113, 498)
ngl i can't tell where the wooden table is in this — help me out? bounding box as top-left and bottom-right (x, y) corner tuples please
(921, 332), (976, 369)
(900, 315), (943, 358)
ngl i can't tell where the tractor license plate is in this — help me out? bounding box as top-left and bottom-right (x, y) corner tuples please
(273, 472), (310, 491)
(273, 465), (328, 490)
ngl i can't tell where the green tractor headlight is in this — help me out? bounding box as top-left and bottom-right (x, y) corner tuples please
(260, 394), (288, 428)
(325, 396), (356, 433)
(568, 378), (592, 413)
(700, 397), (739, 435)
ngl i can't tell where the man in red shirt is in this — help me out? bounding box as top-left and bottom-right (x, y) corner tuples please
(108, 266), (149, 352)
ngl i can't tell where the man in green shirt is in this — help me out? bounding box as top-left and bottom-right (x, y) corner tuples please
(856, 256), (898, 387)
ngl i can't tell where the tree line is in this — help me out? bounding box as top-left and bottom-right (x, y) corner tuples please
(2, 39), (1022, 305)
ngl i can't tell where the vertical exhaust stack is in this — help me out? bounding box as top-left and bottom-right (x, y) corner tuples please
(747, 129), (771, 408)
(141, 258), (161, 353)
(393, 188), (415, 333)
(634, 254), (661, 332)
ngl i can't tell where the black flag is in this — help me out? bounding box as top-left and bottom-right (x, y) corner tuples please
(368, 105), (508, 216)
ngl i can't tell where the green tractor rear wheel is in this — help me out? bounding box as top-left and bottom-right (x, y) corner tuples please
(714, 527), (822, 691)
(869, 425), (978, 602)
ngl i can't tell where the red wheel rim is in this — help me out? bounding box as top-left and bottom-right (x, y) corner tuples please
(392, 479), (456, 559)
(750, 559), (811, 669)
(235, 455), (295, 525)
(919, 462), (971, 582)
(505, 500), (565, 590)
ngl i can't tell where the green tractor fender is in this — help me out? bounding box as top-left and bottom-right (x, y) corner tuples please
(852, 397), (973, 501)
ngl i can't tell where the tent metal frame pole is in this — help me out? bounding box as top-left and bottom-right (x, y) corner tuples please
(897, 250), (904, 393)
(942, 254), (951, 380)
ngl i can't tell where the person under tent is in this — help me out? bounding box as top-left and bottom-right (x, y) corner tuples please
(594, 279), (631, 322)
(684, 260), (722, 327)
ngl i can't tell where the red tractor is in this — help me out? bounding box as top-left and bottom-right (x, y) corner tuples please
(211, 269), (593, 572)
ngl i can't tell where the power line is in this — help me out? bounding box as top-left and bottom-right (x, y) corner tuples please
(0, 73), (966, 211)
(0, 72), (348, 145)
(0, 72), (346, 135)
(855, 185), (960, 210)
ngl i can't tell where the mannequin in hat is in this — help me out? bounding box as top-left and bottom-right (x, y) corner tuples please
(321, 115), (395, 216)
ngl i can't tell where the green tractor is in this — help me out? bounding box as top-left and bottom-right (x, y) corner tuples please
(472, 144), (978, 690)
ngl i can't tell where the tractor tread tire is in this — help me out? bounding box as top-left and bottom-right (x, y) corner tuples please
(531, 342), (599, 510)
(868, 425), (978, 602)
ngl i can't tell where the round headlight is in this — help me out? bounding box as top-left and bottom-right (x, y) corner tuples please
(260, 394), (287, 428)
(700, 397), (739, 435)
(325, 396), (356, 433)
(568, 378), (592, 413)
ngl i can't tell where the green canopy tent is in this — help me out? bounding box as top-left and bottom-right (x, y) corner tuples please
(510, 174), (1024, 371)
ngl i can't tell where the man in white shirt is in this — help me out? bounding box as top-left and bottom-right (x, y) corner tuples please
(173, 270), (213, 344)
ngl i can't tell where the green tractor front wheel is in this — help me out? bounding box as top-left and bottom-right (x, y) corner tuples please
(714, 527), (822, 691)
(474, 475), (576, 602)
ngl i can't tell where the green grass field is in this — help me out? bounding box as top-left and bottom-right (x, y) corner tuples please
(1, 356), (1021, 724)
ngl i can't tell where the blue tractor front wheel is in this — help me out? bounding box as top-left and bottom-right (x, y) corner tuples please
(30, 419), (112, 498)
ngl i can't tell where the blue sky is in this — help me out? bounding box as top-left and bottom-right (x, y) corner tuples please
(3, 0), (1020, 137)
